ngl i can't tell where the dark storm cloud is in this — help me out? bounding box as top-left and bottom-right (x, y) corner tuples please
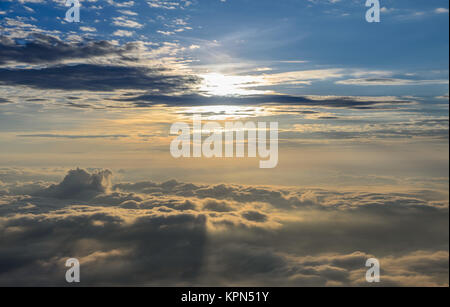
(0, 64), (200, 92)
(120, 93), (414, 109)
(0, 169), (448, 286)
(0, 98), (11, 104)
(0, 34), (139, 65)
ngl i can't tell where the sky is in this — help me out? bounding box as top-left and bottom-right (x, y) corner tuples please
(0, 0), (449, 286)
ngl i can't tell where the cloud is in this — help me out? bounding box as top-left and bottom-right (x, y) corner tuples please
(80, 26), (97, 32)
(203, 199), (234, 212)
(107, 0), (135, 7)
(336, 78), (449, 86)
(0, 168), (448, 286)
(113, 30), (134, 37)
(36, 168), (113, 200)
(17, 134), (129, 139)
(147, 0), (191, 10)
(264, 69), (345, 85)
(0, 64), (200, 92)
(241, 211), (268, 222)
(118, 10), (138, 16)
(157, 30), (175, 36)
(15, 0), (45, 3)
(112, 16), (143, 29)
(435, 8), (449, 14)
(435, 93), (449, 100)
(0, 34), (137, 65)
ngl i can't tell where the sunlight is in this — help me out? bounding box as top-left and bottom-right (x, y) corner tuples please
(199, 73), (266, 96)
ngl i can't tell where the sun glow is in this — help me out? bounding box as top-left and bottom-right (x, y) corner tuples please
(199, 73), (267, 96)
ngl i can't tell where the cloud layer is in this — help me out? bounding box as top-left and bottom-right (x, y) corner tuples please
(0, 169), (448, 286)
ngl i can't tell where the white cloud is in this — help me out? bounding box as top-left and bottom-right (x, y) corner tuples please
(147, 0), (192, 10)
(435, 8), (449, 14)
(107, 0), (134, 7)
(80, 26), (97, 32)
(118, 9), (138, 16)
(113, 29), (134, 37)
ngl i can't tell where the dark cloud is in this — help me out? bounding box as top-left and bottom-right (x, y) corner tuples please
(120, 93), (414, 109)
(203, 200), (234, 212)
(241, 211), (268, 222)
(336, 78), (449, 86)
(0, 64), (200, 93)
(0, 36), (417, 109)
(36, 168), (112, 200)
(0, 34), (138, 65)
(115, 181), (316, 209)
(0, 98), (11, 104)
(0, 210), (207, 286)
(0, 35), (200, 94)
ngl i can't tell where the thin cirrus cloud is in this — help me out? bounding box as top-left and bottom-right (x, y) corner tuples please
(336, 78), (449, 86)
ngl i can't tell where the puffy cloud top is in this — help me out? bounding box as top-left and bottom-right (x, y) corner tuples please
(39, 168), (112, 200)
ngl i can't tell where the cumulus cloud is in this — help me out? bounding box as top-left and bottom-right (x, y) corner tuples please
(36, 168), (112, 200)
(0, 168), (447, 286)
